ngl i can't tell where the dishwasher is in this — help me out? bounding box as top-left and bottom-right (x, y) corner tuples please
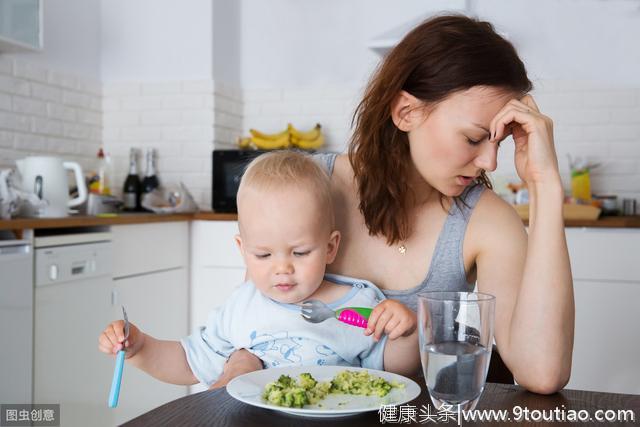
(33, 228), (115, 427)
(0, 232), (33, 405)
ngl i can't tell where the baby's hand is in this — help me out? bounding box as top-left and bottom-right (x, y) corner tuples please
(364, 300), (416, 341)
(98, 320), (145, 359)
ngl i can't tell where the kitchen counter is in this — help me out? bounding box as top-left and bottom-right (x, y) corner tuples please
(1, 212), (639, 231)
(0, 212), (236, 231)
(525, 215), (640, 228)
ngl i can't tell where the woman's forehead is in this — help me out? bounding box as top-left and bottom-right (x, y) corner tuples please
(434, 86), (515, 123)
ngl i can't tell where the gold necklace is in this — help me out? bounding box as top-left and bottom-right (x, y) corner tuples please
(398, 244), (407, 255)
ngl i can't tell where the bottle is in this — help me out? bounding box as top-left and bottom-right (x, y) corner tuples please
(141, 148), (159, 194)
(89, 146), (114, 195)
(122, 148), (141, 211)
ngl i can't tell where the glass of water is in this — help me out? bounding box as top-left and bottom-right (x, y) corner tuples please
(418, 291), (495, 412)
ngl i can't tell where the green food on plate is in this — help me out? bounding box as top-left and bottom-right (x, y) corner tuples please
(262, 370), (404, 408)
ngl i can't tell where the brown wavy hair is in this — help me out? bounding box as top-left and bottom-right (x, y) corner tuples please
(349, 14), (532, 245)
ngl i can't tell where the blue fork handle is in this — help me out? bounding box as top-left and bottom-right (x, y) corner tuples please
(108, 350), (126, 408)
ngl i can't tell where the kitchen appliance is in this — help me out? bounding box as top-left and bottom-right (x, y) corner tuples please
(16, 156), (88, 218)
(0, 233), (33, 405)
(212, 149), (267, 212)
(34, 230), (114, 427)
(86, 193), (123, 215)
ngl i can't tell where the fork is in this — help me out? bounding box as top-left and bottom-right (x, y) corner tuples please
(300, 299), (373, 328)
(108, 306), (129, 408)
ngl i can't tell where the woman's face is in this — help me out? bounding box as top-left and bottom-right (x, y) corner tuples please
(407, 86), (514, 197)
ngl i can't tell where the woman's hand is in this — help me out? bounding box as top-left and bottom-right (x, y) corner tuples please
(209, 349), (263, 389)
(98, 320), (145, 359)
(364, 300), (417, 341)
(490, 94), (560, 186)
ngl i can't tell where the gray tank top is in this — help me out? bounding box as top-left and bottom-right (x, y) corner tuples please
(315, 152), (485, 312)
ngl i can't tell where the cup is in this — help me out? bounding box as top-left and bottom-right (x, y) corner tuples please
(418, 291), (495, 412)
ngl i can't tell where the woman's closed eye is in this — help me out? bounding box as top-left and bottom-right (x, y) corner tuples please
(466, 136), (501, 148)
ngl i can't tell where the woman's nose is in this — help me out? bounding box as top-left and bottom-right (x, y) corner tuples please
(474, 142), (498, 172)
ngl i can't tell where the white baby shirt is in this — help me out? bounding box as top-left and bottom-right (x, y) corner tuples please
(181, 273), (387, 387)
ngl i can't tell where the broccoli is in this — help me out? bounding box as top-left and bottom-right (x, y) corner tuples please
(262, 370), (404, 408)
(299, 372), (317, 390)
(330, 370), (400, 397)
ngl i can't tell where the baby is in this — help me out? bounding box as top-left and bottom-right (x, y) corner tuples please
(98, 151), (419, 388)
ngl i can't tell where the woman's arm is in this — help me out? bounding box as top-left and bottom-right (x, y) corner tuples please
(472, 191), (573, 394)
(383, 329), (421, 377)
(475, 95), (574, 394)
(209, 349), (264, 389)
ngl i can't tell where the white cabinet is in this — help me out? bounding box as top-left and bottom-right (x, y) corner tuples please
(110, 221), (190, 424)
(111, 269), (188, 426)
(570, 279), (640, 394)
(34, 238), (114, 427)
(33, 223), (190, 427)
(189, 220), (245, 393)
(190, 220), (244, 329)
(112, 222), (188, 278)
(565, 227), (640, 394)
(0, 0), (42, 51)
(190, 266), (244, 329)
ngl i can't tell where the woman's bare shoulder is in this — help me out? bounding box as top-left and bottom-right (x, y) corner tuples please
(331, 154), (354, 191)
(332, 154), (351, 178)
(467, 188), (527, 252)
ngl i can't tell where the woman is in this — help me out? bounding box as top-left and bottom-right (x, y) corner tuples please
(216, 14), (574, 394)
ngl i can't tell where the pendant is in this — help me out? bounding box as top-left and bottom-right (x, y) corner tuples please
(398, 245), (407, 255)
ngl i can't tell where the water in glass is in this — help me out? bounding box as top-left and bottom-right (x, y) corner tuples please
(418, 291), (495, 412)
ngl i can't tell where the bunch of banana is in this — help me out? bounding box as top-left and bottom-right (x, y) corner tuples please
(247, 127), (291, 150)
(289, 123), (324, 150)
(236, 123), (324, 150)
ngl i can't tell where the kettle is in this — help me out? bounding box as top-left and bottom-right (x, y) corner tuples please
(15, 156), (88, 218)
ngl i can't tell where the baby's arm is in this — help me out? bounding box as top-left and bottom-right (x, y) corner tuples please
(365, 300), (421, 376)
(98, 321), (198, 386)
(128, 335), (198, 385)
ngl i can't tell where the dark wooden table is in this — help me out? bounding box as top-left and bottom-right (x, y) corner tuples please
(123, 382), (640, 426)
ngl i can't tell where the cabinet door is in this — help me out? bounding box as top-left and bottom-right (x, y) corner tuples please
(567, 279), (640, 395)
(190, 266), (245, 331)
(566, 228), (640, 282)
(0, 0), (42, 51)
(189, 266), (245, 394)
(111, 268), (189, 426)
(112, 222), (189, 278)
(34, 278), (114, 427)
(191, 221), (243, 268)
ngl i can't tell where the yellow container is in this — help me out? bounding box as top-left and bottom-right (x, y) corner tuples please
(571, 170), (591, 202)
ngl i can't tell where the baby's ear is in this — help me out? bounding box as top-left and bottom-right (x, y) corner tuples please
(234, 234), (244, 255)
(325, 230), (341, 264)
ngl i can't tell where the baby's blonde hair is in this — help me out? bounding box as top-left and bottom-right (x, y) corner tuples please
(237, 150), (335, 229)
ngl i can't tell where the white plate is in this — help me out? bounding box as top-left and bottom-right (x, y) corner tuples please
(226, 365), (422, 418)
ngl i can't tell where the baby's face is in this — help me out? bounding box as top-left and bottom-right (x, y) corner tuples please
(236, 187), (338, 304)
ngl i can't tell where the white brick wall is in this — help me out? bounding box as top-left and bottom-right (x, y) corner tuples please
(0, 56), (102, 173)
(242, 86), (362, 154)
(244, 82), (640, 204)
(102, 79), (216, 208)
(213, 82), (243, 149)
(3, 54), (638, 211)
(496, 80), (640, 203)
